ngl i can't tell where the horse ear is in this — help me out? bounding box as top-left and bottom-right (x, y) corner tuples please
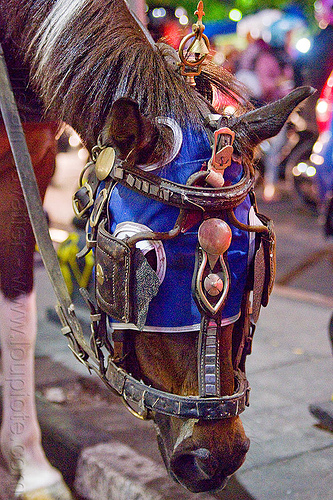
(232, 86), (316, 147)
(103, 97), (158, 162)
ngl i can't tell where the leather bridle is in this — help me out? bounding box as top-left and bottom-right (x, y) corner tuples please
(72, 122), (272, 421)
(0, 38), (272, 423)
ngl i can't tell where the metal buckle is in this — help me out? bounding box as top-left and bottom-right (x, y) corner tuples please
(122, 391), (149, 420)
(85, 228), (97, 250)
(90, 188), (108, 227)
(72, 182), (94, 218)
(210, 127), (235, 171)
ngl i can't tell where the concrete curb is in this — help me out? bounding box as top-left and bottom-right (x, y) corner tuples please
(74, 442), (170, 500)
(33, 357), (254, 500)
(73, 442), (255, 500)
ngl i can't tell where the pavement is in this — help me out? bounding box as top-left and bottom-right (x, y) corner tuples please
(10, 264), (333, 500)
(0, 149), (332, 499)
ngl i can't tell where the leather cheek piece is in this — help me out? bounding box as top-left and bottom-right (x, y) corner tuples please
(251, 216), (276, 324)
(95, 219), (160, 330)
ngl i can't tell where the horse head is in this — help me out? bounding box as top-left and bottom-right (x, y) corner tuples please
(94, 86), (314, 493)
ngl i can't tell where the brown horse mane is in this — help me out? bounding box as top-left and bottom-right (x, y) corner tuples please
(3, 0), (252, 159)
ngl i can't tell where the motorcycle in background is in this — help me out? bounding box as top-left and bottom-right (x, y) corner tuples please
(292, 68), (333, 235)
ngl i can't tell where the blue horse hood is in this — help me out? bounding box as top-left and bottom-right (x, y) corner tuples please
(107, 125), (252, 332)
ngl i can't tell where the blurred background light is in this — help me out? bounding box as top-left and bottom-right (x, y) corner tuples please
(295, 37), (311, 53)
(175, 7), (186, 19)
(152, 7), (166, 18)
(179, 14), (188, 25)
(229, 9), (242, 22)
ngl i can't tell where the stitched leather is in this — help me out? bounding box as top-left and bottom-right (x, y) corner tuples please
(96, 219), (160, 329)
(96, 220), (132, 323)
(252, 215), (276, 323)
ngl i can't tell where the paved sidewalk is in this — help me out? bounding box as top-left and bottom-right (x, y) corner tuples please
(236, 286), (333, 500)
(31, 259), (333, 500)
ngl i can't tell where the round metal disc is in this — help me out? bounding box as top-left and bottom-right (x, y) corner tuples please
(95, 147), (115, 180)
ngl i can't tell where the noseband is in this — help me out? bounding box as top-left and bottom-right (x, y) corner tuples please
(73, 118), (275, 421)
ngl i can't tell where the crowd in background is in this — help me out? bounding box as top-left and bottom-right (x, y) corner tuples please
(212, 2), (333, 201)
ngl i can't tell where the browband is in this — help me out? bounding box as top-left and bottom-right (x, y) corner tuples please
(110, 155), (254, 211)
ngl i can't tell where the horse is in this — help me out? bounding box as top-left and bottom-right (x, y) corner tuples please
(0, 0), (314, 495)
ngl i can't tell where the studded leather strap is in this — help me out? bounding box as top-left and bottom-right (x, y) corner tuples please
(110, 158), (254, 211)
(105, 359), (250, 420)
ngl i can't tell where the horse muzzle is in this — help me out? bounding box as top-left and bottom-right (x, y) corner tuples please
(169, 440), (250, 493)
(168, 423), (250, 493)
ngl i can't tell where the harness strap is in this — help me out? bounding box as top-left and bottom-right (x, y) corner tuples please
(110, 155), (254, 211)
(106, 358), (250, 420)
(0, 43), (96, 365)
(198, 316), (222, 397)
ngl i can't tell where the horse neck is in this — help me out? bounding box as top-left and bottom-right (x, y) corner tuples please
(2, 0), (209, 149)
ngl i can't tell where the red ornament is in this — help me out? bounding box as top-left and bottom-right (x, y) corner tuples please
(198, 218), (232, 255)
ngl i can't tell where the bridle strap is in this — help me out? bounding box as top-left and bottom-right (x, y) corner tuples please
(0, 43), (95, 367)
(110, 155), (254, 211)
(79, 137), (260, 419)
(0, 41), (263, 423)
(105, 359), (250, 420)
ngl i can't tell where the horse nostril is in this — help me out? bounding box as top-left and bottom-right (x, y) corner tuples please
(191, 448), (218, 477)
(170, 449), (229, 493)
(171, 448), (218, 482)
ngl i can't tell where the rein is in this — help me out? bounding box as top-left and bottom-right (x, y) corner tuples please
(0, 42), (97, 366)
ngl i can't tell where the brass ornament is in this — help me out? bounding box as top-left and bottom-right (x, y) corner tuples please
(96, 263), (104, 285)
(204, 273), (224, 296)
(95, 147), (116, 180)
(198, 218), (232, 256)
(196, 218), (232, 314)
(178, 1), (210, 85)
